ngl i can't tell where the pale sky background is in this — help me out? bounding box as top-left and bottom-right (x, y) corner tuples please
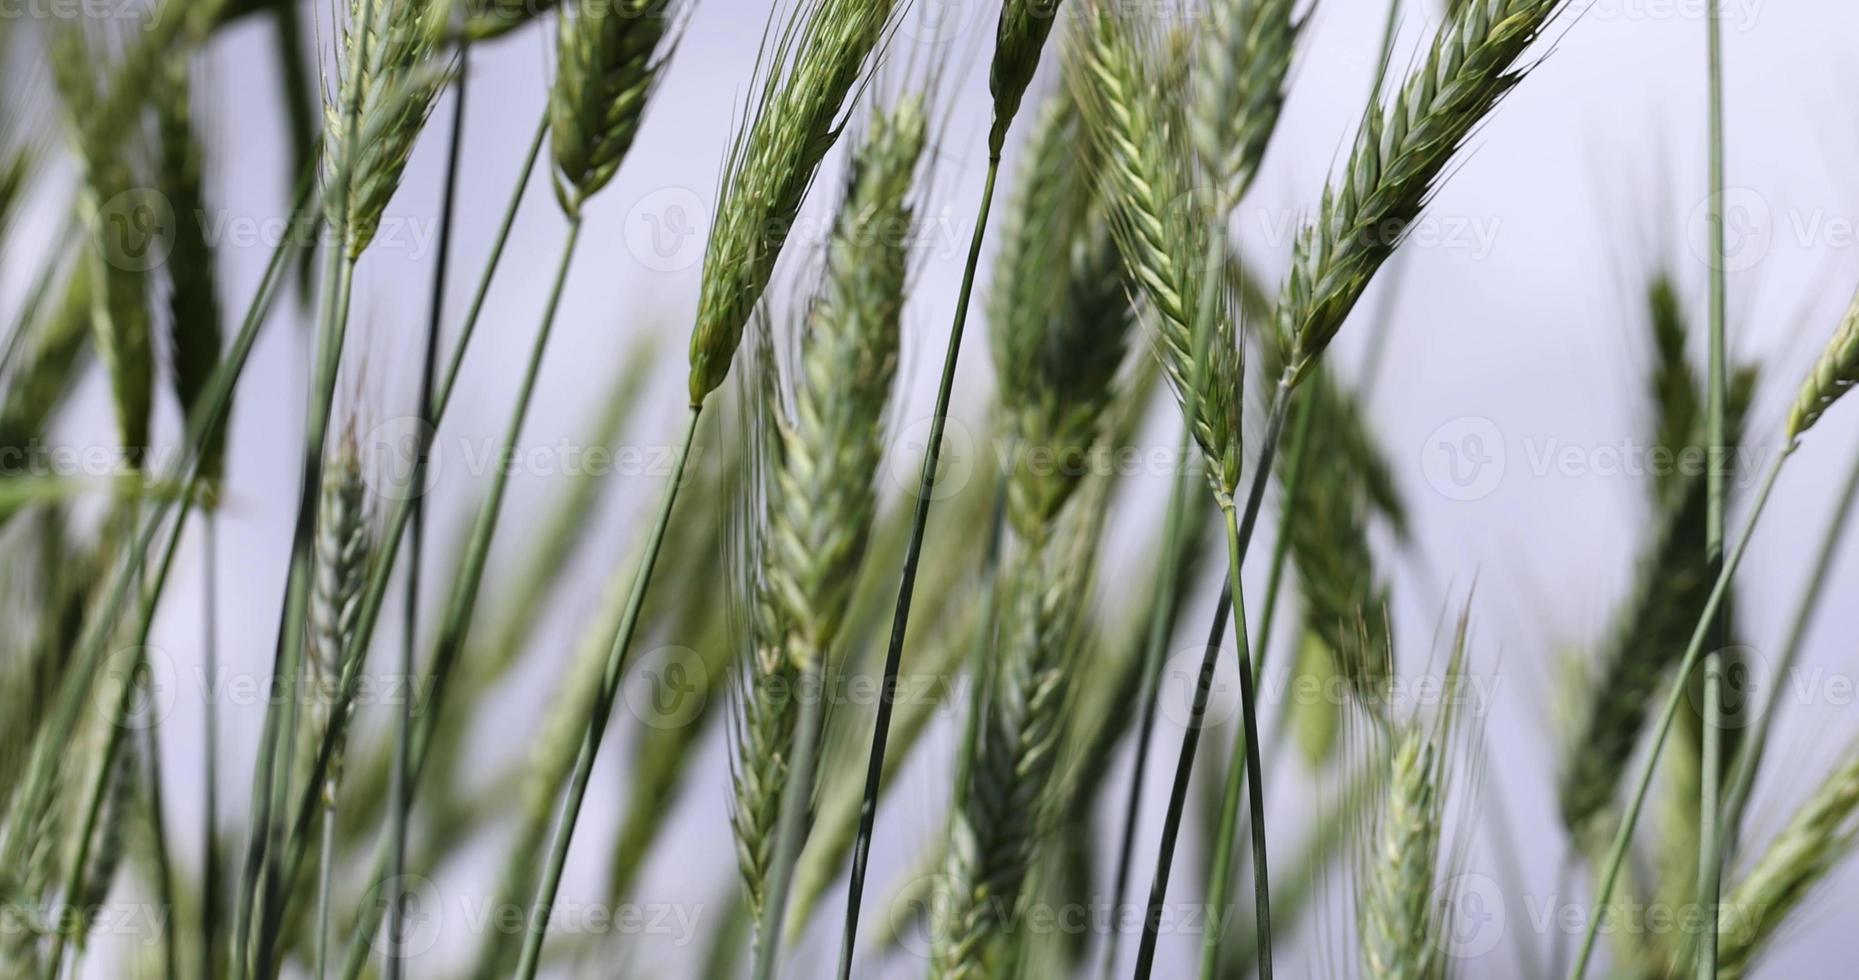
(19, 0), (1859, 975)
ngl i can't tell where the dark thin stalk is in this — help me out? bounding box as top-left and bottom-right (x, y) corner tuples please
(1100, 424), (1199, 980)
(512, 405), (706, 980)
(384, 43), (469, 980)
(1133, 381), (1291, 980)
(836, 154), (1002, 977)
(142, 711), (179, 980)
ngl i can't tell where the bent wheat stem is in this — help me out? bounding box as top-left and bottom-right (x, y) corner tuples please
(512, 405), (704, 980)
(840, 156), (1001, 975)
(1568, 453), (1785, 980)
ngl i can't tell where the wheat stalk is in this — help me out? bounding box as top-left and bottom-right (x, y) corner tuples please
(550, 0), (680, 213)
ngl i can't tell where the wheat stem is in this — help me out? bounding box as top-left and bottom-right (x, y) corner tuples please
(1568, 452), (1786, 980)
(513, 405), (704, 980)
(202, 511), (221, 980)
(383, 45), (468, 980)
(1695, 5), (1730, 973)
(1721, 445), (1859, 853)
(1100, 424), (1199, 980)
(838, 155), (1002, 977)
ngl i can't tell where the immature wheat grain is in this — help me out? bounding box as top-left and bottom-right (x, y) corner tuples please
(155, 56), (228, 489)
(1713, 747), (1859, 979)
(1358, 726), (1446, 980)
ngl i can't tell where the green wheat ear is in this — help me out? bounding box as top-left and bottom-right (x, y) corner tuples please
(687, 0), (903, 405)
(550, 0), (681, 214)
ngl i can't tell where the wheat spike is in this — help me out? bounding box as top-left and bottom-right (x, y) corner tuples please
(1714, 748), (1859, 978)
(687, 0), (901, 404)
(324, 0), (450, 257)
(155, 55), (229, 489)
(1070, 2), (1244, 498)
(989, 89), (1133, 539)
(933, 488), (1105, 979)
(731, 97), (922, 926)
(987, 0), (1064, 156)
(1785, 284), (1859, 442)
(550, 0), (680, 213)
(1279, 0), (1569, 384)
(1358, 725), (1447, 980)
(1189, 0), (1300, 204)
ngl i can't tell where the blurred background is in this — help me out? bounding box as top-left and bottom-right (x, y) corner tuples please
(9, 0), (1859, 975)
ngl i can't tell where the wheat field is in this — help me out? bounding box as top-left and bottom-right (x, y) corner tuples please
(3, 0), (1859, 978)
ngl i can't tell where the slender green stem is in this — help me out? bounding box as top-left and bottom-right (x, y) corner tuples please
(383, 42), (470, 980)
(316, 793), (335, 980)
(753, 658), (830, 980)
(1199, 386), (1310, 980)
(276, 116), (549, 979)
(837, 154), (1002, 978)
(237, 0), (378, 956)
(1568, 452), (1787, 980)
(1721, 445), (1859, 848)
(512, 405), (705, 980)
(0, 167), (306, 909)
(1133, 380), (1289, 980)
(43, 503), (189, 980)
(202, 510), (221, 980)
(289, 211), (583, 976)
(1695, 4), (1729, 974)
(141, 710), (179, 980)
(1100, 424), (1199, 980)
